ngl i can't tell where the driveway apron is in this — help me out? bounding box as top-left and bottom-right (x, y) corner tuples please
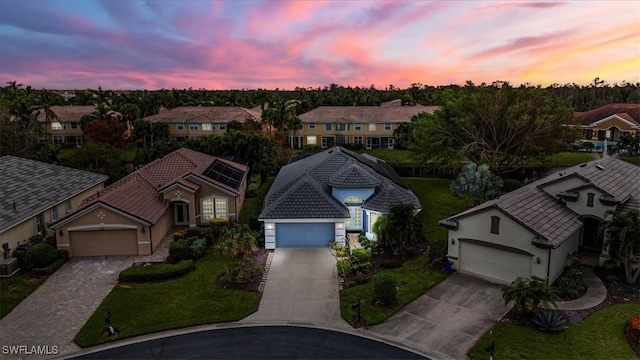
(243, 248), (349, 327)
(367, 273), (511, 360)
(0, 239), (170, 360)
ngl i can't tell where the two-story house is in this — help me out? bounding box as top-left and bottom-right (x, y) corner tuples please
(259, 146), (421, 249)
(575, 103), (640, 150)
(37, 105), (96, 147)
(146, 106), (262, 142)
(295, 101), (438, 149)
(439, 156), (639, 285)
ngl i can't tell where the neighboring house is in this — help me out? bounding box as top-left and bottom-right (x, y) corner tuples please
(37, 105), (96, 147)
(259, 146), (421, 249)
(0, 156), (107, 249)
(439, 156), (639, 285)
(575, 103), (640, 150)
(295, 100), (438, 149)
(146, 106), (263, 142)
(51, 148), (248, 257)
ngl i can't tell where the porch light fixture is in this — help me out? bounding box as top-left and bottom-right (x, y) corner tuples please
(337, 223), (344, 228)
(59, 229), (63, 236)
(266, 224), (273, 230)
(451, 238), (455, 245)
(141, 227), (146, 234)
(535, 257), (541, 264)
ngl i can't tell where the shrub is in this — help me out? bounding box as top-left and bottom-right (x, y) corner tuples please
(332, 244), (348, 258)
(354, 273), (370, 285)
(221, 259), (263, 285)
(189, 238), (207, 260)
(32, 258), (66, 276)
(118, 260), (195, 282)
(43, 236), (57, 248)
(380, 260), (402, 269)
(249, 173), (262, 187)
(351, 248), (372, 263)
(554, 252), (587, 300)
(428, 237), (447, 262)
(373, 274), (397, 307)
(337, 259), (352, 278)
(184, 227), (209, 240)
(350, 261), (371, 275)
(247, 183), (260, 198)
(25, 243), (57, 269)
(531, 310), (567, 332)
(29, 234), (44, 244)
(502, 179), (524, 192)
(173, 230), (185, 241)
(56, 249), (69, 261)
(629, 314), (640, 343)
(502, 277), (560, 315)
(167, 239), (191, 264)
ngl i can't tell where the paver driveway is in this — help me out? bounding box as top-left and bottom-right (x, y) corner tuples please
(243, 248), (349, 327)
(0, 240), (169, 360)
(367, 272), (511, 360)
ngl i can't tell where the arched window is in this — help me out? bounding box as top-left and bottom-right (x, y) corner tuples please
(201, 196), (228, 221)
(344, 196), (363, 205)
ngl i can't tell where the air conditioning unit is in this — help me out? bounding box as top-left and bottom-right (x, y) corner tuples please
(0, 258), (19, 276)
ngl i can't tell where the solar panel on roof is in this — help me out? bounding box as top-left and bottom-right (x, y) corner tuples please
(202, 160), (244, 190)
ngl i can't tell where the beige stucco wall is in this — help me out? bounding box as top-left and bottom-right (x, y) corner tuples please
(195, 185), (240, 224)
(564, 188), (616, 220)
(56, 206), (146, 257)
(149, 208), (173, 253)
(299, 122), (396, 146)
(447, 208), (549, 280)
(590, 117), (638, 133)
(1, 219), (36, 249)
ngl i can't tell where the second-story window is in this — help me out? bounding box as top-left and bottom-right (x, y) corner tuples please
(177, 123), (185, 130)
(202, 123), (212, 131)
(325, 123), (332, 131)
(354, 123), (362, 131)
(189, 124), (199, 131)
(308, 123), (316, 129)
(368, 123), (376, 131)
(219, 123), (226, 130)
(338, 123), (348, 131)
(70, 122), (78, 130)
(51, 121), (62, 130)
(384, 123), (392, 131)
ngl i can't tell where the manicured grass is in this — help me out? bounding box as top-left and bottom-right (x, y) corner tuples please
(0, 274), (48, 319)
(358, 149), (414, 163)
(73, 249), (261, 347)
(339, 255), (446, 326)
(403, 177), (473, 243)
(621, 156), (640, 166)
(541, 151), (599, 165)
(239, 177), (275, 224)
(468, 303), (638, 360)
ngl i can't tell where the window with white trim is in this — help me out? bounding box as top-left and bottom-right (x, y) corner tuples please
(53, 135), (64, 144)
(325, 123), (332, 131)
(50, 207), (58, 222)
(308, 123), (316, 129)
(51, 122), (62, 130)
(177, 123), (185, 130)
(219, 123), (226, 130)
(384, 123), (392, 131)
(202, 123), (212, 131)
(65, 200), (73, 213)
(306, 135), (317, 145)
(354, 123), (362, 131)
(354, 136), (363, 144)
(215, 198), (227, 219)
(338, 123), (348, 131)
(189, 124), (199, 130)
(201, 197), (228, 221)
(368, 123), (376, 131)
(70, 122), (78, 130)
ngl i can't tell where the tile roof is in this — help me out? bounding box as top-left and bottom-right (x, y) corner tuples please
(0, 156), (108, 234)
(444, 156), (639, 247)
(260, 147), (421, 220)
(298, 105), (439, 123)
(147, 106), (261, 123)
(52, 148), (248, 226)
(574, 103), (640, 126)
(36, 106), (96, 122)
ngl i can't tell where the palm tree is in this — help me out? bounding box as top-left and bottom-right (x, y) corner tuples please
(451, 163), (503, 206)
(502, 277), (559, 315)
(36, 90), (61, 148)
(287, 116), (302, 148)
(599, 209), (640, 283)
(373, 204), (423, 254)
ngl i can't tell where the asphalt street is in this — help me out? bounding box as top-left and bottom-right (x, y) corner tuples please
(72, 326), (426, 359)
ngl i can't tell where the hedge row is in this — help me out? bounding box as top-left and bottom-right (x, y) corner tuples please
(32, 258), (67, 276)
(118, 260), (195, 282)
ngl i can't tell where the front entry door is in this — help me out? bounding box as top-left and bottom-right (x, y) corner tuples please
(174, 203), (189, 225)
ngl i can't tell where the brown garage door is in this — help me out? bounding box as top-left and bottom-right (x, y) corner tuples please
(70, 229), (138, 256)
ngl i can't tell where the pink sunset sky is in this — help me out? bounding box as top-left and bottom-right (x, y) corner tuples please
(0, 0), (638, 90)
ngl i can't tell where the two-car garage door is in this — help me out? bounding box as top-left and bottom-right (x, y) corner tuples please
(70, 229), (138, 256)
(459, 240), (532, 284)
(276, 223), (334, 247)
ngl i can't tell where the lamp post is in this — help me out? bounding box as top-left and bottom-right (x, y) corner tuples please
(352, 300), (361, 323)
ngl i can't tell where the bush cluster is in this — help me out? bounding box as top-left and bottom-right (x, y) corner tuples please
(380, 260), (402, 269)
(246, 174), (262, 197)
(554, 252), (587, 300)
(25, 243), (58, 269)
(32, 259), (66, 276)
(167, 237), (207, 264)
(336, 259), (352, 278)
(373, 274), (397, 307)
(350, 248), (372, 275)
(221, 259), (263, 285)
(118, 260), (195, 282)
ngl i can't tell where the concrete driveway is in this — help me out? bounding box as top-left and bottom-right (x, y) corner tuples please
(243, 248), (349, 327)
(367, 273), (511, 360)
(0, 239), (170, 360)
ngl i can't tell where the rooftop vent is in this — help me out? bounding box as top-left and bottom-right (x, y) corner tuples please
(596, 164), (604, 170)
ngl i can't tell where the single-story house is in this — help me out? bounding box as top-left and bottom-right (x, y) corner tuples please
(439, 156), (639, 284)
(259, 146), (421, 249)
(51, 148), (248, 257)
(575, 103), (640, 149)
(0, 156), (108, 249)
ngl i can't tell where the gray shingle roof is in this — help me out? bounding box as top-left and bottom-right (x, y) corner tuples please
(444, 156), (639, 247)
(260, 147), (421, 220)
(0, 156), (108, 234)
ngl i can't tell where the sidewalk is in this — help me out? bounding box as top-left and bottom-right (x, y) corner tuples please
(551, 267), (607, 311)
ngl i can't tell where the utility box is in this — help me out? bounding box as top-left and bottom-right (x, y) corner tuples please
(0, 258), (19, 277)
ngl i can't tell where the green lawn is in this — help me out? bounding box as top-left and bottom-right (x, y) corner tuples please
(468, 303), (638, 360)
(621, 156), (640, 166)
(541, 151), (599, 165)
(74, 249), (261, 347)
(339, 255), (445, 326)
(403, 177), (473, 243)
(239, 177), (274, 224)
(0, 274), (48, 319)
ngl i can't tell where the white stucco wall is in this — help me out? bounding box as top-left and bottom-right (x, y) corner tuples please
(548, 229), (581, 284)
(564, 188), (616, 219)
(538, 176), (588, 198)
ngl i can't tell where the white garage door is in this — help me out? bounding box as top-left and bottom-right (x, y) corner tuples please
(70, 229), (138, 256)
(459, 240), (532, 283)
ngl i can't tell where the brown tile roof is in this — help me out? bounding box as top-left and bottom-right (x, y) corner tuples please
(298, 105), (439, 123)
(53, 148), (248, 226)
(36, 106), (96, 122)
(444, 156), (639, 247)
(574, 103), (640, 126)
(146, 106), (261, 123)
